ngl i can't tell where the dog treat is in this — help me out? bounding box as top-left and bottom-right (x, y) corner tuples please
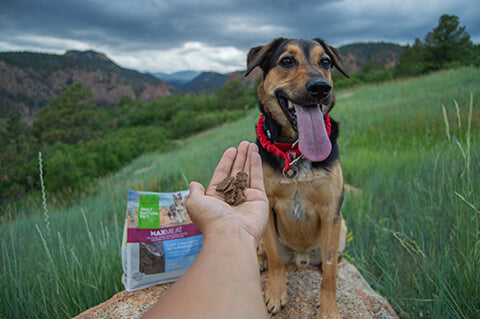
(217, 171), (248, 206)
(234, 171), (248, 189)
(216, 176), (234, 192)
(234, 190), (246, 205)
(225, 190), (236, 205)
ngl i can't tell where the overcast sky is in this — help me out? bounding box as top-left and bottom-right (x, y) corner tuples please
(1, 0), (479, 74)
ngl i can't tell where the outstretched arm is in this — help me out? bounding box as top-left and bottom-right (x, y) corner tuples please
(142, 141), (269, 319)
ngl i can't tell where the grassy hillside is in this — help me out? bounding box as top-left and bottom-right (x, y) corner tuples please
(1, 67), (479, 318)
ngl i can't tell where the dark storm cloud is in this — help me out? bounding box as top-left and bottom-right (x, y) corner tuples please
(1, 0), (478, 73)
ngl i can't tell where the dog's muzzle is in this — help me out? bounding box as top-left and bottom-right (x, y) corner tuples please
(306, 78), (331, 98)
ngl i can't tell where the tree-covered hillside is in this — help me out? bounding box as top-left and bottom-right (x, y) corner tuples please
(0, 79), (255, 207)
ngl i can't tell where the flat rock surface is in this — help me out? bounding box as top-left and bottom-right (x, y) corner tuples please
(74, 261), (398, 319)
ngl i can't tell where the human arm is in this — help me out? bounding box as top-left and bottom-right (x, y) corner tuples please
(142, 141), (269, 319)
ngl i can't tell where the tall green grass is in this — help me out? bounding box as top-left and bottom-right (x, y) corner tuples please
(335, 68), (479, 318)
(1, 67), (479, 318)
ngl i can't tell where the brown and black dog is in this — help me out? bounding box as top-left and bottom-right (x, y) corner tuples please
(245, 38), (349, 318)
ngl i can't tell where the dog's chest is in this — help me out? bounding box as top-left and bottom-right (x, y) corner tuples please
(267, 169), (330, 224)
(273, 185), (325, 251)
(264, 161), (343, 251)
(287, 190), (312, 221)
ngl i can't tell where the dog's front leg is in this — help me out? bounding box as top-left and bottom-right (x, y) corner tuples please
(262, 209), (288, 314)
(317, 213), (342, 319)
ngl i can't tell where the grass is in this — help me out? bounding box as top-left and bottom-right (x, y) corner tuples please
(0, 111), (259, 319)
(1, 67), (479, 318)
(334, 68), (480, 318)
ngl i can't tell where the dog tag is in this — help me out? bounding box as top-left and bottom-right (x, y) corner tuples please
(283, 167), (297, 178)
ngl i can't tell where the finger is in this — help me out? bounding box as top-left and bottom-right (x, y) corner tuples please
(244, 143), (259, 188)
(186, 181), (205, 210)
(244, 145), (253, 188)
(206, 147), (237, 194)
(248, 143), (265, 192)
(230, 141), (250, 177)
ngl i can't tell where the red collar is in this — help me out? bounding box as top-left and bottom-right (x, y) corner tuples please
(256, 114), (331, 173)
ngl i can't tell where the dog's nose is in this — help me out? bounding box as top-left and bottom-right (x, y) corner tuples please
(306, 79), (331, 97)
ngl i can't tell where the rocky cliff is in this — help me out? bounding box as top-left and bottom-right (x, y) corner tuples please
(0, 51), (176, 118)
(338, 42), (404, 73)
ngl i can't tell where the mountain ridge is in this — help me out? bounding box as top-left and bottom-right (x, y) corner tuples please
(0, 50), (176, 118)
(153, 42), (404, 91)
(338, 42), (404, 73)
(0, 42), (404, 118)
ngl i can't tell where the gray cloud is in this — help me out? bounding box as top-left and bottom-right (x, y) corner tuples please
(1, 0), (478, 73)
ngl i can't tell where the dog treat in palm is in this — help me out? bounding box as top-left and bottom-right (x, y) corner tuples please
(234, 171), (248, 189)
(225, 190), (236, 205)
(216, 176), (234, 192)
(217, 172), (248, 206)
(234, 190), (246, 205)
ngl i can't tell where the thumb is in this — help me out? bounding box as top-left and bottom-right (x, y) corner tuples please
(186, 182), (208, 229)
(186, 181), (205, 210)
(188, 181), (205, 198)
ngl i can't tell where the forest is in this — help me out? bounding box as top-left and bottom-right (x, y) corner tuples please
(335, 14), (480, 87)
(0, 79), (255, 207)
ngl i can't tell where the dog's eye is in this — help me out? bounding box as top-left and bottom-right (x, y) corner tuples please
(279, 57), (294, 66)
(320, 58), (331, 68)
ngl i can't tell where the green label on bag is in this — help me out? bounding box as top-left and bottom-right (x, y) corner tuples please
(138, 194), (160, 229)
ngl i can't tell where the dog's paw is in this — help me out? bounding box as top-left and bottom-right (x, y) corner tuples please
(316, 302), (339, 319)
(264, 281), (288, 314)
(317, 309), (339, 319)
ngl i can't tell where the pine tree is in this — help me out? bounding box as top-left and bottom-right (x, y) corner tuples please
(395, 14), (478, 76)
(424, 14), (475, 70)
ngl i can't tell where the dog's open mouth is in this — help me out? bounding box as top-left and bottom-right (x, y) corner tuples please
(276, 93), (332, 162)
(277, 94), (299, 131)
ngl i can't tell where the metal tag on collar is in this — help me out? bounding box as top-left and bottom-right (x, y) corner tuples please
(283, 166), (298, 178)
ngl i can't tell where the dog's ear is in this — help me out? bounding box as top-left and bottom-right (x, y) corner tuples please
(245, 38), (283, 76)
(313, 38), (350, 78)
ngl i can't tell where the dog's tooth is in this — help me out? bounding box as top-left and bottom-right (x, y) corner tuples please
(288, 100), (294, 109)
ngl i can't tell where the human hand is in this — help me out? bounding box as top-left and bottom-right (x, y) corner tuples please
(186, 141), (269, 243)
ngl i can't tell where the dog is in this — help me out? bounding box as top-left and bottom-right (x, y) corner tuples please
(168, 193), (189, 224)
(245, 38), (349, 318)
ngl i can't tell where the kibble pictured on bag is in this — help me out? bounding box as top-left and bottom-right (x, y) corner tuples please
(121, 189), (203, 291)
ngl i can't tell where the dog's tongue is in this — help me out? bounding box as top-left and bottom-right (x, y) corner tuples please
(293, 103), (331, 162)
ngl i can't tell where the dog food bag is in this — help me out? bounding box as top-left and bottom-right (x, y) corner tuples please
(121, 189), (203, 291)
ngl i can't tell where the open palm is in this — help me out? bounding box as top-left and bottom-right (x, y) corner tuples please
(186, 141), (269, 242)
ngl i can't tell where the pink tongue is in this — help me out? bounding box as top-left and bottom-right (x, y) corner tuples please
(293, 103), (331, 162)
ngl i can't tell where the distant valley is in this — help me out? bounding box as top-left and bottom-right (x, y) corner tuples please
(152, 70), (201, 88)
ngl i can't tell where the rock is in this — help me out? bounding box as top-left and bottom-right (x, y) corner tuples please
(139, 82), (176, 101)
(0, 51), (176, 117)
(74, 261), (398, 319)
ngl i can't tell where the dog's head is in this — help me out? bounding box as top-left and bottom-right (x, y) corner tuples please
(246, 38), (348, 162)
